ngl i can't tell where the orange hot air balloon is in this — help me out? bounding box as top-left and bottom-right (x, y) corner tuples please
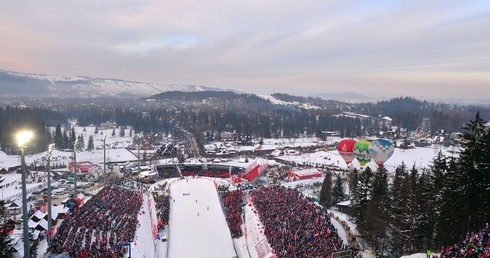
(337, 139), (357, 165)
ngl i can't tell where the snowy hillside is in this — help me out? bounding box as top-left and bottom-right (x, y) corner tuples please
(0, 69), (223, 98)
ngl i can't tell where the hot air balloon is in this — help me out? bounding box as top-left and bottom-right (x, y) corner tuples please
(337, 139), (357, 165)
(353, 140), (371, 166)
(368, 139), (394, 167)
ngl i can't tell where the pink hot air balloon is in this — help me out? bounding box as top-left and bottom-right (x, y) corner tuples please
(337, 139), (357, 165)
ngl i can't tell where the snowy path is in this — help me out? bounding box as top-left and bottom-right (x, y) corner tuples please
(167, 178), (236, 258)
(130, 193), (156, 258)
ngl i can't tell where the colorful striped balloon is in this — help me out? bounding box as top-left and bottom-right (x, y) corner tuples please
(353, 140), (371, 166)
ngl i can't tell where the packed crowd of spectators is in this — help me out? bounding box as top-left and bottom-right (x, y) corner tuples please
(157, 168), (181, 179)
(221, 190), (244, 238)
(196, 170), (231, 178)
(153, 192), (170, 228)
(48, 186), (143, 258)
(250, 185), (347, 257)
(440, 223), (490, 258)
(152, 180), (169, 192)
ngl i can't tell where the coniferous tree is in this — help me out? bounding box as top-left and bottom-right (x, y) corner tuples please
(458, 111), (489, 232)
(403, 165), (423, 253)
(349, 168), (359, 197)
(39, 126), (53, 154)
(319, 171), (333, 208)
(70, 127), (76, 147)
(388, 162), (409, 256)
(413, 169), (435, 250)
(62, 129), (69, 149)
(481, 124), (490, 222)
(435, 157), (465, 245)
(362, 165), (389, 253)
(332, 175), (345, 205)
(54, 123), (63, 150)
(86, 135), (94, 151)
(351, 167), (374, 229)
(77, 135), (85, 151)
(119, 127), (125, 137)
(426, 151), (449, 247)
(0, 177), (14, 257)
(430, 151), (449, 205)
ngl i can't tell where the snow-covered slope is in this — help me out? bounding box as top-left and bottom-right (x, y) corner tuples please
(0, 69), (223, 98)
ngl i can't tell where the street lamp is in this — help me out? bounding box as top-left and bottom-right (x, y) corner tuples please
(103, 135), (107, 187)
(73, 139), (79, 198)
(46, 143), (55, 243)
(17, 130), (33, 258)
(136, 134), (142, 174)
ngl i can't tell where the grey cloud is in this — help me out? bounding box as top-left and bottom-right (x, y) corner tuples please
(0, 0), (489, 99)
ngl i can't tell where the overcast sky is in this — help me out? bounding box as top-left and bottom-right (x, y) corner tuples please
(1, 1), (489, 100)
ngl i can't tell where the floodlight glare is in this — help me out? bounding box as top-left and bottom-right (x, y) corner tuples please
(17, 131), (33, 147)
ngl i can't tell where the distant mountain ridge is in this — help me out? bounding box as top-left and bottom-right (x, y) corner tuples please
(0, 69), (223, 98)
(1, 69), (488, 106)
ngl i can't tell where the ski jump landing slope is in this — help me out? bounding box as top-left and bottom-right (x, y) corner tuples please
(168, 178), (237, 258)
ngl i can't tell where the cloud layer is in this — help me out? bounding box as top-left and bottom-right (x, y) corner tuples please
(1, 0), (489, 99)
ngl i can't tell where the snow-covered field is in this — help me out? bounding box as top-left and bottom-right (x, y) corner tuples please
(168, 178), (236, 257)
(1, 125), (456, 257)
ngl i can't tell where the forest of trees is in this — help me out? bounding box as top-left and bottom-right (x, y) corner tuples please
(0, 106), (54, 154)
(0, 94), (488, 160)
(320, 112), (490, 256)
(0, 176), (14, 257)
(0, 93), (489, 256)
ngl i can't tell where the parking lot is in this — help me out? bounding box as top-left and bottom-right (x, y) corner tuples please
(31, 182), (101, 206)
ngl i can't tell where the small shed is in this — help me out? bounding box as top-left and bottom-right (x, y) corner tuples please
(5, 200), (23, 216)
(286, 168), (322, 181)
(335, 200), (352, 215)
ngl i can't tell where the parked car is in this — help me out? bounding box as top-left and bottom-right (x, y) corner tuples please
(53, 189), (67, 195)
(44, 194), (59, 199)
(32, 189), (42, 195)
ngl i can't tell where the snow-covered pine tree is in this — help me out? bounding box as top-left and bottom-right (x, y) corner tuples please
(332, 174), (345, 205)
(457, 111), (489, 235)
(319, 171), (332, 208)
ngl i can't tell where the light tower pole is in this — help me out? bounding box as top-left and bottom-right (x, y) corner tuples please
(17, 130), (33, 258)
(137, 133), (142, 174)
(73, 139), (79, 198)
(46, 143), (55, 243)
(103, 134), (107, 187)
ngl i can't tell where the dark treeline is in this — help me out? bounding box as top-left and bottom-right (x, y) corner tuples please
(0, 94), (489, 256)
(0, 93), (488, 156)
(356, 97), (482, 133)
(0, 106), (55, 154)
(347, 112), (490, 256)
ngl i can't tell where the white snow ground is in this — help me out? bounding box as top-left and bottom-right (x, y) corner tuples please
(167, 178), (237, 258)
(1, 125), (457, 257)
(130, 193), (157, 258)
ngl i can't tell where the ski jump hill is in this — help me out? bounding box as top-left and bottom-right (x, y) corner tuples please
(167, 178), (237, 258)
